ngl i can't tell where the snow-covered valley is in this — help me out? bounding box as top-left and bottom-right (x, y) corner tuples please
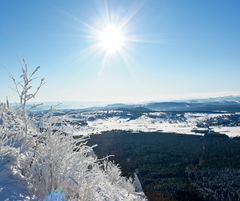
(43, 109), (240, 137)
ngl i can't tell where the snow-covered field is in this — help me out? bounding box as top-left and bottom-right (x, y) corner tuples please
(54, 110), (240, 137)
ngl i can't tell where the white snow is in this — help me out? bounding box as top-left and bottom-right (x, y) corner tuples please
(70, 112), (240, 137)
(211, 126), (240, 137)
(0, 148), (33, 201)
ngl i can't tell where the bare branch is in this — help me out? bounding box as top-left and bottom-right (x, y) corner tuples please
(11, 58), (45, 112)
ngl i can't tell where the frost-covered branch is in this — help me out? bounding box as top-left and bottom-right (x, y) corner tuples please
(10, 59), (44, 149)
(11, 58), (45, 112)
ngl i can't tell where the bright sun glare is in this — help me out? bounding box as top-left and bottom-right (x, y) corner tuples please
(98, 24), (125, 54)
(77, 1), (146, 64)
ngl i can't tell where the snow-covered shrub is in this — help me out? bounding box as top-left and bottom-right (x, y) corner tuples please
(1, 59), (44, 155)
(0, 104), (10, 152)
(0, 104), (35, 200)
(0, 103), (35, 155)
(102, 160), (136, 193)
(28, 118), (146, 200)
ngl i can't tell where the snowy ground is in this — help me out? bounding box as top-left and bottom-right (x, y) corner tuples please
(58, 111), (240, 137)
(211, 126), (240, 137)
(0, 149), (33, 201)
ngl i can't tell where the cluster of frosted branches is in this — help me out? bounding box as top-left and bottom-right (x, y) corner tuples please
(0, 103), (35, 154)
(29, 126), (145, 200)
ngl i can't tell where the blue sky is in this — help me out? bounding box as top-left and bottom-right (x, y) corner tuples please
(0, 0), (240, 103)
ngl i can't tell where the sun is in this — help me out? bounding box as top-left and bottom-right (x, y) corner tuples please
(98, 24), (125, 54)
(74, 1), (146, 64)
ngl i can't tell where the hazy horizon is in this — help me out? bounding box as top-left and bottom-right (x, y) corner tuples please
(6, 93), (240, 108)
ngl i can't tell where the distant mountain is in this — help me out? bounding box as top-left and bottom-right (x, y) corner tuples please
(105, 103), (137, 109)
(187, 96), (240, 103)
(145, 101), (240, 112)
(104, 96), (240, 112)
(28, 96), (240, 112)
(145, 102), (191, 111)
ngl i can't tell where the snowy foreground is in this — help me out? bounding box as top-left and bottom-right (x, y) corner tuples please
(0, 104), (147, 201)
